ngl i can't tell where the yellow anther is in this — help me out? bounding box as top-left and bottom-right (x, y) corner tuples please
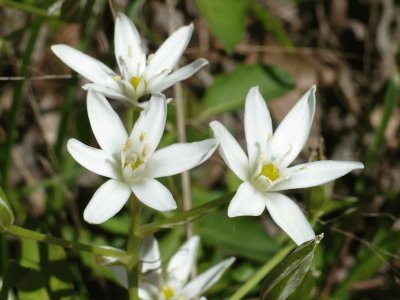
(128, 45), (133, 58)
(122, 139), (132, 152)
(130, 76), (141, 90)
(142, 144), (151, 158)
(260, 163), (280, 182)
(113, 75), (122, 81)
(147, 54), (154, 64)
(130, 158), (143, 170)
(162, 286), (174, 300)
(139, 132), (146, 142)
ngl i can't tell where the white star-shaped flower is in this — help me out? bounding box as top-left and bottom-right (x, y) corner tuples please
(68, 90), (217, 224)
(109, 236), (235, 300)
(210, 86), (364, 245)
(52, 13), (208, 108)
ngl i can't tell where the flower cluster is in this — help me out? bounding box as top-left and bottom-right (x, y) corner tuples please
(53, 11), (364, 297)
(109, 236), (235, 300)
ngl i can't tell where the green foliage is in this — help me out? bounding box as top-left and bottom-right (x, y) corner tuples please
(200, 64), (294, 119)
(196, 0), (248, 53)
(365, 74), (400, 167)
(195, 211), (279, 262)
(248, 1), (294, 49)
(260, 235), (323, 300)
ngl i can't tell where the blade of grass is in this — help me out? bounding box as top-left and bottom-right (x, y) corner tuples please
(365, 74), (400, 167)
(1, 18), (42, 198)
(229, 244), (295, 300)
(0, 0), (58, 18)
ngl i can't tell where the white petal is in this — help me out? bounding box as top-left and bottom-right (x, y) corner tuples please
(83, 83), (133, 104)
(114, 13), (146, 78)
(108, 265), (128, 288)
(228, 182), (266, 217)
(167, 236), (199, 288)
(181, 257), (235, 299)
(84, 179), (131, 224)
(271, 160), (364, 191)
(210, 121), (249, 182)
(264, 193), (315, 245)
(67, 139), (119, 179)
(270, 86), (316, 168)
(108, 266), (156, 299)
(87, 90), (128, 154)
(145, 139), (217, 178)
(130, 94), (167, 155)
(131, 178), (177, 211)
(145, 24), (193, 78)
(244, 86), (273, 167)
(140, 235), (161, 274)
(51, 44), (117, 85)
(149, 58), (209, 92)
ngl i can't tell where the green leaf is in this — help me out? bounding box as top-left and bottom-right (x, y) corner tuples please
(195, 211), (279, 262)
(260, 234), (323, 300)
(0, 261), (29, 300)
(248, 1), (294, 49)
(0, 186), (14, 233)
(196, 0), (247, 53)
(199, 64), (294, 119)
(18, 239), (75, 298)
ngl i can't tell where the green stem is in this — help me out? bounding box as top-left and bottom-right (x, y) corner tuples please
(2, 18), (42, 193)
(136, 193), (233, 237)
(7, 225), (126, 258)
(126, 196), (141, 300)
(0, 0), (57, 18)
(228, 244), (295, 300)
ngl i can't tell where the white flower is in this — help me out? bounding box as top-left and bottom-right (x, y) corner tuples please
(68, 90), (217, 224)
(51, 13), (208, 108)
(109, 236), (235, 300)
(210, 86), (364, 245)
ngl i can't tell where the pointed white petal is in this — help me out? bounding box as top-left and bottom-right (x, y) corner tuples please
(67, 139), (119, 179)
(145, 139), (217, 178)
(83, 83), (133, 104)
(108, 265), (128, 288)
(146, 24), (193, 78)
(167, 236), (199, 288)
(245, 86), (273, 167)
(140, 235), (162, 274)
(149, 58), (209, 92)
(51, 44), (117, 85)
(271, 160), (364, 191)
(131, 94), (167, 156)
(108, 266), (156, 299)
(138, 282), (156, 300)
(270, 86), (316, 168)
(115, 13), (146, 77)
(228, 182), (266, 217)
(181, 257), (235, 299)
(87, 90), (128, 154)
(84, 179), (131, 224)
(264, 193), (315, 245)
(131, 178), (177, 211)
(210, 121), (249, 182)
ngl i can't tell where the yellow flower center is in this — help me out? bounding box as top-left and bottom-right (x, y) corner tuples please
(260, 163), (280, 182)
(162, 286), (174, 300)
(130, 76), (142, 89)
